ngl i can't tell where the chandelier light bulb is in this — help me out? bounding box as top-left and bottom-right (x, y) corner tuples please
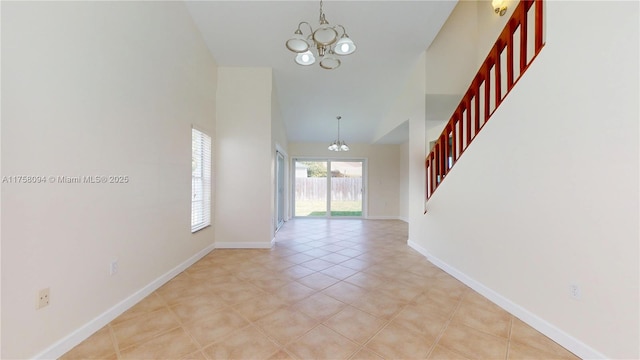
(334, 35), (356, 55)
(295, 50), (316, 66)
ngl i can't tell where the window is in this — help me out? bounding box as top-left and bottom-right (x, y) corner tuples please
(191, 128), (211, 233)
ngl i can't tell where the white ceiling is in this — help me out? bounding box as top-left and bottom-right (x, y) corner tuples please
(186, 1), (457, 144)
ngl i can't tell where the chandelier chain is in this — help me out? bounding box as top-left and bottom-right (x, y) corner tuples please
(328, 115), (349, 152)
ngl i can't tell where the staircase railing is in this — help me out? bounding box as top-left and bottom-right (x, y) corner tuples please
(425, 0), (545, 202)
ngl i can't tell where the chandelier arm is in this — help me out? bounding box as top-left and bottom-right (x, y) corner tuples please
(298, 21), (313, 35)
(335, 24), (348, 37)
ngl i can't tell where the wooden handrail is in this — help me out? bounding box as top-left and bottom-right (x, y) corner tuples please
(426, 0), (545, 202)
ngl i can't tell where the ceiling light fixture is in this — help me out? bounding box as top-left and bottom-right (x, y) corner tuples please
(328, 116), (350, 152)
(285, 0), (356, 70)
(492, 0), (508, 16)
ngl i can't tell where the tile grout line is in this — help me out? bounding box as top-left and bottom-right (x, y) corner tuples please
(63, 220), (572, 359)
(198, 321), (256, 358)
(107, 324), (121, 360)
(346, 345), (366, 360)
(277, 321), (324, 358)
(357, 306), (399, 358)
(111, 300), (183, 356)
(234, 304), (286, 356)
(281, 228), (382, 359)
(162, 300), (211, 357)
(505, 315), (514, 360)
(330, 298), (386, 336)
(424, 287), (466, 359)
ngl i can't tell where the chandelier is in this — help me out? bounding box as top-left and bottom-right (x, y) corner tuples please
(285, 0), (357, 70)
(328, 116), (350, 151)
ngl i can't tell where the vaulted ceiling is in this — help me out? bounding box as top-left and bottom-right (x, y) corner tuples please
(186, 1), (457, 144)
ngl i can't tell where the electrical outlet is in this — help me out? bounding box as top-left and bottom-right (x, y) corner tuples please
(569, 283), (581, 300)
(37, 288), (50, 309)
(110, 259), (119, 276)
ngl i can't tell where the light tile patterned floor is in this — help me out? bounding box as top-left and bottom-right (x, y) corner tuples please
(61, 219), (580, 360)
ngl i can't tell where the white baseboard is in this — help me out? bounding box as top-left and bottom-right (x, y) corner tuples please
(215, 241), (273, 249)
(365, 216), (402, 220)
(407, 240), (606, 360)
(398, 216), (409, 223)
(34, 243), (216, 360)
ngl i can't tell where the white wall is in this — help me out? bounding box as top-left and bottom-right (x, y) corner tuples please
(424, 0), (517, 143)
(374, 58), (426, 144)
(407, 52), (428, 225)
(412, 1), (639, 358)
(1, 2), (217, 358)
(425, 0), (515, 96)
(271, 85), (288, 154)
(215, 67), (273, 247)
(425, 1), (477, 96)
(288, 143), (400, 219)
(398, 141), (410, 222)
(372, 51), (427, 221)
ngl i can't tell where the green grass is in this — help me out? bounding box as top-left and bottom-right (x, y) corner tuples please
(310, 211), (362, 216)
(295, 200), (362, 217)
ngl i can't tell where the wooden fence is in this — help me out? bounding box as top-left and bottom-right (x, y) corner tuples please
(295, 178), (362, 201)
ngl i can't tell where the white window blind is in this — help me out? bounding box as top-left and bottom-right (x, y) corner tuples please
(191, 128), (211, 233)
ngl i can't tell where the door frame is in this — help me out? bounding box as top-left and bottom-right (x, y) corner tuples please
(275, 145), (289, 233)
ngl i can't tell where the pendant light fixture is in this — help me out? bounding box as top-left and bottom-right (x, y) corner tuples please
(285, 0), (357, 70)
(328, 116), (350, 152)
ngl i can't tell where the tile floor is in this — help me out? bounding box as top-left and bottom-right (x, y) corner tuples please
(61, 219), (580, 360)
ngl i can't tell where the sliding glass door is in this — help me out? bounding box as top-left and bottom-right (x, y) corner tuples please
(294, 159), (364, 217)
(294, 160), (328, 216)
(329, 161), (363, 216)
